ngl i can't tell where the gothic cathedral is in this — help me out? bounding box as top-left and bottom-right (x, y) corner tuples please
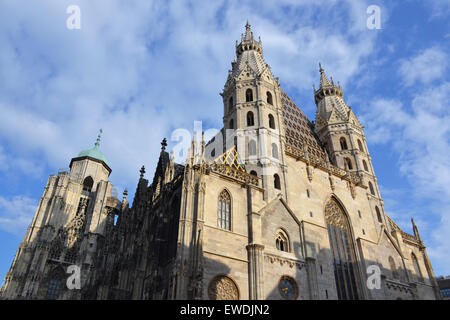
(0, 23), (441, 300)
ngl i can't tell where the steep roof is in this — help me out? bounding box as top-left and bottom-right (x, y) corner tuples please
(281, 89), (328, 162)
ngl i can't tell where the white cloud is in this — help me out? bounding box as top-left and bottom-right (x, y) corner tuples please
(398, 47), (448, 87)
(0, 0), (379, 192)
(0, 196), (37, 236)
(361, 79), (450, 275)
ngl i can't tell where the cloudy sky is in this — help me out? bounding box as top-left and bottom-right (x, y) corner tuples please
(0, 0), (449, 281)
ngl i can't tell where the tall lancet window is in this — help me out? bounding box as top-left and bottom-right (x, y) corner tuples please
(267, 91), (273, 105)
(268, 114), (275, 129)
(246, 89), (253, 102)
(218, 190), (231, 231)
(325, 198), (360, 300)
(247, 111), (254, 126)
(340, 137), (348, 150)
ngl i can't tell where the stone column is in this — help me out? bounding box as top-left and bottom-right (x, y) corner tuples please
(246, 244), (265, 300)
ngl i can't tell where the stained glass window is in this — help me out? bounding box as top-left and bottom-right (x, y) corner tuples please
(218, 190), (231, 231)
(325, 198), (360, 300)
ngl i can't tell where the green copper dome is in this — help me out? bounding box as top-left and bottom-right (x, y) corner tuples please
(77, 129), (109, 166)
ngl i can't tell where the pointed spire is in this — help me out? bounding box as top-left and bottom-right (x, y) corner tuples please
(94, 129), (103, 148)
(139, 165), (145, 179)
(319, 63), (332, 88)
(412, 218), (422, 242)
(244, 20), (254, 41)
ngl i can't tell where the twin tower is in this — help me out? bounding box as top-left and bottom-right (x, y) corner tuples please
(2, 23), (439, 301)
(206, 22), (381, 207)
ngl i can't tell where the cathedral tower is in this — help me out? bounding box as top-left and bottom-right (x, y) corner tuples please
(313, 65), (387, 229)
(210, 22), (287, 200)
(0, 131), (121, 299)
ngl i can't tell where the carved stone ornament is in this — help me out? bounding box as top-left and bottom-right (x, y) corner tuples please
(208, 275), (239, 300)
(325, 198), (349, 230)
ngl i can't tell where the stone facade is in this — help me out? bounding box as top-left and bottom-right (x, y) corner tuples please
(0, 23), (441, 300)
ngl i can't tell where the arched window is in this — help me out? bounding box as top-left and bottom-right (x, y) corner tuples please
(268, 114), (275, 129)
(340, 137), (348, 150)
(363, 160), (368, 171)
(248, 140), (256, 156)
(229, 119), (234, 130)
(272, 143), (278, 159)
(412, 253), (423, 283)
(369, 182), (375, 195)
(375, 206), (382, 223)
(389, 256), (398, 279)
(250, 170), (257, 177)
(83, 176), (93, 192)
(247, 111), (254, 126)
(345, 158), (353, 170)
(218, 190), (231, 231)
(246, 89), (253, 102)
(228, 97), (233, 112)
(357, 140), (364, 152)
(267, 91), (273, 105)
(274, 174), (281, 190)
(325, 198), (360, 300)
(211, 149), (215, 158)
(276, 230), (289, 252)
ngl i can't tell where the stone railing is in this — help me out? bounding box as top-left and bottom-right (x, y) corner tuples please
(209, 163), (260, 187)
(385, 278), (416, 295)
(285, 144), (361, 185)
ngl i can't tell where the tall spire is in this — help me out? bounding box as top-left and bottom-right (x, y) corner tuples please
(314, 63), (344, 107)
(319, 63), (332, 88)
(235, 21), (263, 57)
(244, 20), (253, 41)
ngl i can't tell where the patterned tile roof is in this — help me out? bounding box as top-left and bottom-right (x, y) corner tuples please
(281, 89), (329, 162)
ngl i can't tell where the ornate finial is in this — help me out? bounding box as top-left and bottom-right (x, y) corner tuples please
(95, 129), (103, 148)
(140, 165), (145, 179)
(319, 62), (324, 73)
(161, 138), (167, 151)
(246, 20), (251, 31)
(123, 189), (128, 200)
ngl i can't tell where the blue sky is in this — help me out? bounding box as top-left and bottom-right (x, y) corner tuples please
(0, 0), (449, 282)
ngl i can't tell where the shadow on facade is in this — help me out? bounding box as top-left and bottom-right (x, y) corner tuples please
(264, 238), (437, 300)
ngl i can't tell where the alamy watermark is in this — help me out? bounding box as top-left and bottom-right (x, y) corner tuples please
(366, 264), (381, 290)
(66, 5), (81, 30)
(366, 5), (381, 30)
(66, 265), (81, 290)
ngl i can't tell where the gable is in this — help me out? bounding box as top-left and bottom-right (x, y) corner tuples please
(259, 196), (302, 256)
